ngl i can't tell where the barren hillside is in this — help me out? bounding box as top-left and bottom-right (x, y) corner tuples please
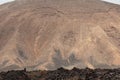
(0, 0), (120, 71)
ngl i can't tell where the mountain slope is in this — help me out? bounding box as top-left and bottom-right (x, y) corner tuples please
(0, 0), (120, 71)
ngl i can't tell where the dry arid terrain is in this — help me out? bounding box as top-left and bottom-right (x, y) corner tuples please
(0, 0), (120, 71)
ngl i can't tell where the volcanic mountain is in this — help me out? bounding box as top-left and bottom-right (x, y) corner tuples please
(0, 0), (120, 71)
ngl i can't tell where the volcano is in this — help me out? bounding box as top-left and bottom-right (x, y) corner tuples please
(0, 0), (120, 71)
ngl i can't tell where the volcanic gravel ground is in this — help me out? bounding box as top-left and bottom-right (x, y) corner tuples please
(0, 68), (120, 80)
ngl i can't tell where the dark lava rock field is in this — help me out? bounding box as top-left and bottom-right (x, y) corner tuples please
(0, 67), (120, 80)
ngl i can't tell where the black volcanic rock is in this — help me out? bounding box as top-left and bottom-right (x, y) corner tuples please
(1, 70), (30, 80)
(0, 68), (120, 80)
(1, 0), (120, 71)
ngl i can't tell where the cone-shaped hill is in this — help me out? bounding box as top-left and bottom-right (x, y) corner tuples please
(0, 0), (120, 71)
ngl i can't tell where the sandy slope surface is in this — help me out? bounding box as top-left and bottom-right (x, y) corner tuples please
(0, 0), (120, 71)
